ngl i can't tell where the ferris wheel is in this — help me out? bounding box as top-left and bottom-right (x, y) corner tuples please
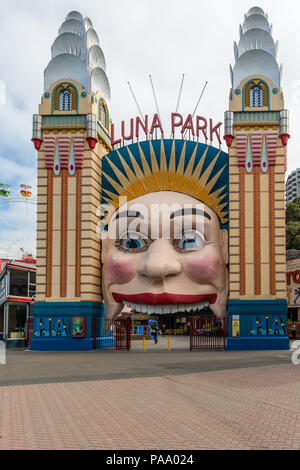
(0, 183), (37, 260)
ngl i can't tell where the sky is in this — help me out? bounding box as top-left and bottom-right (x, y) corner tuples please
(0, 0), (299, 256)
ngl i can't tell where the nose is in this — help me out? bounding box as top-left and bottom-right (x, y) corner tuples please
(138, 239), (181, 279)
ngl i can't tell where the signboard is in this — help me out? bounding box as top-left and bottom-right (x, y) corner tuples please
(111, 113), (223, 147)
(232, 316), (240, 337)
(286, 259), (300, 307)
(72, 317), (85, 338)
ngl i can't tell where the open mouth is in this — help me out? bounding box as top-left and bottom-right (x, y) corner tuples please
(112, 293), (217, 314)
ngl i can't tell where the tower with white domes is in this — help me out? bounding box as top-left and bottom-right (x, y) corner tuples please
(224, 7), (290, 350)
(31, 11), (111, 350)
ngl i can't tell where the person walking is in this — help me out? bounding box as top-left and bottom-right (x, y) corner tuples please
(151, 325), (160, 344)
(291, 324), (297, 340)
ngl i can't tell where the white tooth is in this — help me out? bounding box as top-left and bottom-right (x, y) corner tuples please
(170, 305), (176, 314)
(163, 305), (170, 314)
(140, 305), (146, 313)
(156, 305), (163, 314)
(148, 305), (155, 314)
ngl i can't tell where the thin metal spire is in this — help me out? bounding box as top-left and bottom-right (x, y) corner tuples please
(170, 74), (185, 138)
(149, 74), (161, 123)
(127, 81), (145, 123)
(175, 74), (185, 113)
(183, 81), (208, 139)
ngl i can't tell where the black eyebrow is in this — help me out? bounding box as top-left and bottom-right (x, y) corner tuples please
(115, 211), (144, 220)
(170, 208), (211, 220)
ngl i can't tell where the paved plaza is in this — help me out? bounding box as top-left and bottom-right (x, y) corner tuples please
(0, 341), (299, 450)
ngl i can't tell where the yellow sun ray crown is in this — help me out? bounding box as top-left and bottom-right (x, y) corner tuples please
(102, 139), (228, 226)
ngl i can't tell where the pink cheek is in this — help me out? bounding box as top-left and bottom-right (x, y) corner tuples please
(106, 256), (137, 284)
(184, 253), (221, 284)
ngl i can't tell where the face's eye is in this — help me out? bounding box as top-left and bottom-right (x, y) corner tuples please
(118, 232), (148, 251)
(177, 231), (204, 251)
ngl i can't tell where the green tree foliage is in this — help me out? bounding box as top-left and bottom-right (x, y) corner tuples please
(286, 197), (300, 250)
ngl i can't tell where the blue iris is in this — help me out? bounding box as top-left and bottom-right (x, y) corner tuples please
(182, 239), (196, 250)
(125, 239), (141, 249)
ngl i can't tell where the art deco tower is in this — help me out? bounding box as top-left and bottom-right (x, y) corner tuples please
(31, 11), (111, 350)
(224, 7), (290, 349)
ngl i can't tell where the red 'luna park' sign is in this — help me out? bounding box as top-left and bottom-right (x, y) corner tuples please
(111, 113), (223, 147)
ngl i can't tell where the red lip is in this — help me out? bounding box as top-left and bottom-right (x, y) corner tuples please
(112, 293), (217, 305)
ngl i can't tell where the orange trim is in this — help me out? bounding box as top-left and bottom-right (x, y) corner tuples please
(76, 170), (82, 297)
(254, 167), (261, 295)
(239, 167), (246, 296)
(60, 170), (68, 297)
(46, 170), (53, 297)
(269, 166), (275, 295)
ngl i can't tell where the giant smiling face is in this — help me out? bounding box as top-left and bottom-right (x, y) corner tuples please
(102, 191), (228, 321)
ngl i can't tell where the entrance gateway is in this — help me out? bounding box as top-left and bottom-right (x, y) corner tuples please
(31, 7), (290, 352)
(91, 313), (227, 352)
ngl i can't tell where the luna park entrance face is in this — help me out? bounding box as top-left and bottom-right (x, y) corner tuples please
(92, 311), (227, 351)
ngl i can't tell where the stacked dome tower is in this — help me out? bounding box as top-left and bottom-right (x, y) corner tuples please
(31, 12), (112, 350)
(44, 11), (110, 103)
(225, 7), (290, 351)
(230, 7), (281, 92)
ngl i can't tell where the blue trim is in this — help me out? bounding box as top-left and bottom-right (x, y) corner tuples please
(242, 78), (271, 111)
(33, 302), (105, 317)
(228, 300), (288, 315)
(227, 337), (290, 351)
(30, 337), (94, 351)
(51, 82), (79, 114)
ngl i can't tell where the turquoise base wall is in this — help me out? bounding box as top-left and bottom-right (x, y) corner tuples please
(30, 302), (105, 351)
(227, 299), (289, 351)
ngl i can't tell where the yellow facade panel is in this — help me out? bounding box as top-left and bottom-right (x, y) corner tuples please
(260, 193), (269, 226)
(229, 282), (240, 292)
(245, 193), (254, 228)
(52, 231), (61, 265)
(67, 230), (76, 265)
(53, 177), (62, 195)
(245, 176), (254, 192)
(274, 228), (285, 237)
(66, 266), (75, 298)
(68, 177), (77, 195)
(230, 220), (240, 228)
(261, 264), (270, 296)
(51, 266), (61, 298)
(230, 273), (240, 283)
(245, 264), (254, 296)
(67, 195), (77, 230)
(52, 196), (61, 230)
(260, 174), (269, 193)
(229, 193), (240, 202)
(229, 174), (239, 184)
(245, 228), (254, 263)
(261, 228), (270, 263)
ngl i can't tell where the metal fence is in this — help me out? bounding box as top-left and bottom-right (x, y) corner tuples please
(190, 314), (227, 351)
(93, 316), (132, 350)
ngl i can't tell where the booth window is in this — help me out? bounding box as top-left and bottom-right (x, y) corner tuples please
(59, 89), (72, 111)
(250, 85), (264, 108)
(100, 101), (108, 129)
(53, 84), (77, 112)
(244, 80), (269, 109)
